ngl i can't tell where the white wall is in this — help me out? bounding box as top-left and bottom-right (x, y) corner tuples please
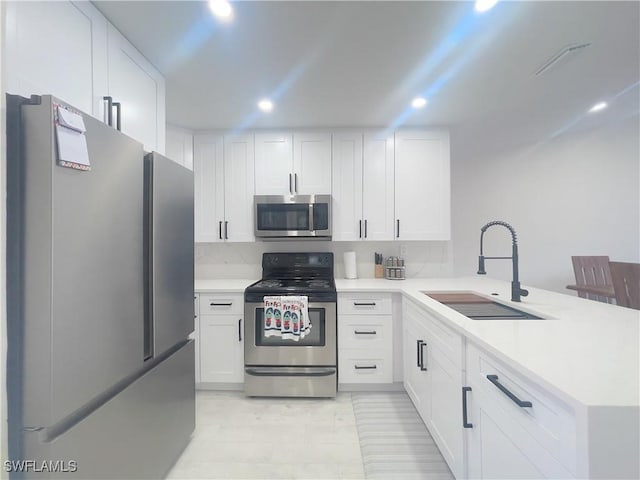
(451, 115), (640, 294)
(196, 241), (452, 280)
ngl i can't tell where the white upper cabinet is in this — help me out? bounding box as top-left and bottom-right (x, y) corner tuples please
(362, 130), (395, 241)
(293, 132), (332, 194)
(165, 125), (194, 170)
(331, 130), (394, 241)
(194, 133), (255, 243)
(254, 132), (293, 196)
(4, 1), (108, 119)
(194, 133), (224, 243)
(223, 134), (255, 242)
(394, 129), (450, 240)
(107, 24), (166, 154)
(255, 131), (332, 195)
(4, 1), (166, 153)
(331, 131), (364, 241)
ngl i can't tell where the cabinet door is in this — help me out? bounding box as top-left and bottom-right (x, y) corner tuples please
(331, 131), (363, 241)
(166, 125), (194, 170)
(107, 24), (166, 153)
(254, 132), (293, 195)
(194, 134), (224, 242)
(293, 132), (332, 194)
(199, 315), (244, 383)
(395, 129), (450, 240)
(426, 342), (465, 479)
(5, 1), (108, 119)
(402, 314), (430, 418)
(193, 294), (200, 384)
(466, 386), (574, 479)
(362, 131), (394, 241)
(223, 134), (255, 242)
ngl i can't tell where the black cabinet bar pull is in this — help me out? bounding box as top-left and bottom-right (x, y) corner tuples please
(210, 302), (233, 307)
(359, 220), (362, 238)
(224, 221), (229, 239)
(486, 374), (532, 408)
(103, 96), (113, 126)
(416, 340), (423, 367)
(294, 173), (298, 193)
(353, 302), (376, 306)
(420, 342), (428, 371)
(218, 221), (223, 240)
(354, 330), (377, 335)
(462, 386), (473, 428)
(397, 219), (400, 238)
(113, 101), (121, 131)
(289, 174), (293, 194)
(364, 219), (368, 238)
(354, 365), (377, 370)
(238, 319), (242, 342)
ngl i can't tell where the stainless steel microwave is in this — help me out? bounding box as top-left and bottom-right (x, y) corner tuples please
(254, 195), (332, 239)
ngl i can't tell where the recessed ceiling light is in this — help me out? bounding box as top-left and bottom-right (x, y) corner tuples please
(588, 102), (608, 113)
(209, 0), (232, 20)
(411, 97), (427, 109)
(474, 0), (499, 13)
(258, 99), (274, 113)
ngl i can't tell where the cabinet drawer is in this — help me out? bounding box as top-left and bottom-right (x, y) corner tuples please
(338, 315), (391, 350)
(466, 342), (577, 475)
(199, 293), (243, 315)
(338, 349), (392, 383)
(338, 293), (392, 315)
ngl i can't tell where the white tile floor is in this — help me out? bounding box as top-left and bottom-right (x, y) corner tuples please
(166, 391), (365, 480)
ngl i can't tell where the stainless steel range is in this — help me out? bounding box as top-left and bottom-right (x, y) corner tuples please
(244, 253), (337, 397)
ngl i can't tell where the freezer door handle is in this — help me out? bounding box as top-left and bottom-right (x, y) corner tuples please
(245, 367), (336, 377)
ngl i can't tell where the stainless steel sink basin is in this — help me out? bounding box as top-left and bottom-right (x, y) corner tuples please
(423, 292), (544, 320)
(442, 302), (543, 320)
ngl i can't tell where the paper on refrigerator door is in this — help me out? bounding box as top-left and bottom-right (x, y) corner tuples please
(55, 105), (91, 171)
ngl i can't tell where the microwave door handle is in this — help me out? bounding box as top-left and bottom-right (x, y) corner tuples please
(309, 203), (314, 231)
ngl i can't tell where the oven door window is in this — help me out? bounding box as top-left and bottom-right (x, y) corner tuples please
(255, 307), (326, 347)
(257, 204), (310, 232)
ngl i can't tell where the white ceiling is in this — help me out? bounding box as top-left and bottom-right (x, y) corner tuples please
(94, 1), (639, 149)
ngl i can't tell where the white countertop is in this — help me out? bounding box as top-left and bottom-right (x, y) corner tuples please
(195, 279), (256, 293)
(196, 276), (640, 408)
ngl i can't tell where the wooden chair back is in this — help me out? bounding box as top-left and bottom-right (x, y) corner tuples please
(571, 256), (613, 303)
(609, 262), (640, 310)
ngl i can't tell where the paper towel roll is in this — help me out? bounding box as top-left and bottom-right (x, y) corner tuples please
(344, 251), (357, 279)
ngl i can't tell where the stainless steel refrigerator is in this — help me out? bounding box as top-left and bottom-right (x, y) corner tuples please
(6, 94), (195, 479)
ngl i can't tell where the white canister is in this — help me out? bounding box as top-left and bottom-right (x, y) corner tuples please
(343, 251), (357, 279)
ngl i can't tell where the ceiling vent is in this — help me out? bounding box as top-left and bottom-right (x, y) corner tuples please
(534, 43), (591, 77)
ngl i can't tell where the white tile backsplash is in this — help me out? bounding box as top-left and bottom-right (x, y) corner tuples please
(195, 241), (453, 280)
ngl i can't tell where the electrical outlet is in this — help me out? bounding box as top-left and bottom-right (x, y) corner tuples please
(399, 245), (407, 257)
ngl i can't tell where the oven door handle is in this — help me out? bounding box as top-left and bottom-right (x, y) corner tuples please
(245, 367), (336, 377)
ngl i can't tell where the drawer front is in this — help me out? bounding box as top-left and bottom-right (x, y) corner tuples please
(404, 298), (463, 369)
(466, 342), (577, 475)
(199, 293), (243, 315)
(339, 293), (392, 315)
(338, 315), (391, 350)
(338, 349), (392, 383)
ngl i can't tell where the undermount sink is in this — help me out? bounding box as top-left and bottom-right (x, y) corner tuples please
(423, 292), (544, 320)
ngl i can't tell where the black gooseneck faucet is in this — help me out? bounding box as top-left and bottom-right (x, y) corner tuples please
(477, 221), (529, 302)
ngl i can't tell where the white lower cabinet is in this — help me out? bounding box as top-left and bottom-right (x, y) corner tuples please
(402, 298), (465, 479)
(465, 342), (576, 479)
(198, 293), (244, 384)
(338, 293), (393, 386)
